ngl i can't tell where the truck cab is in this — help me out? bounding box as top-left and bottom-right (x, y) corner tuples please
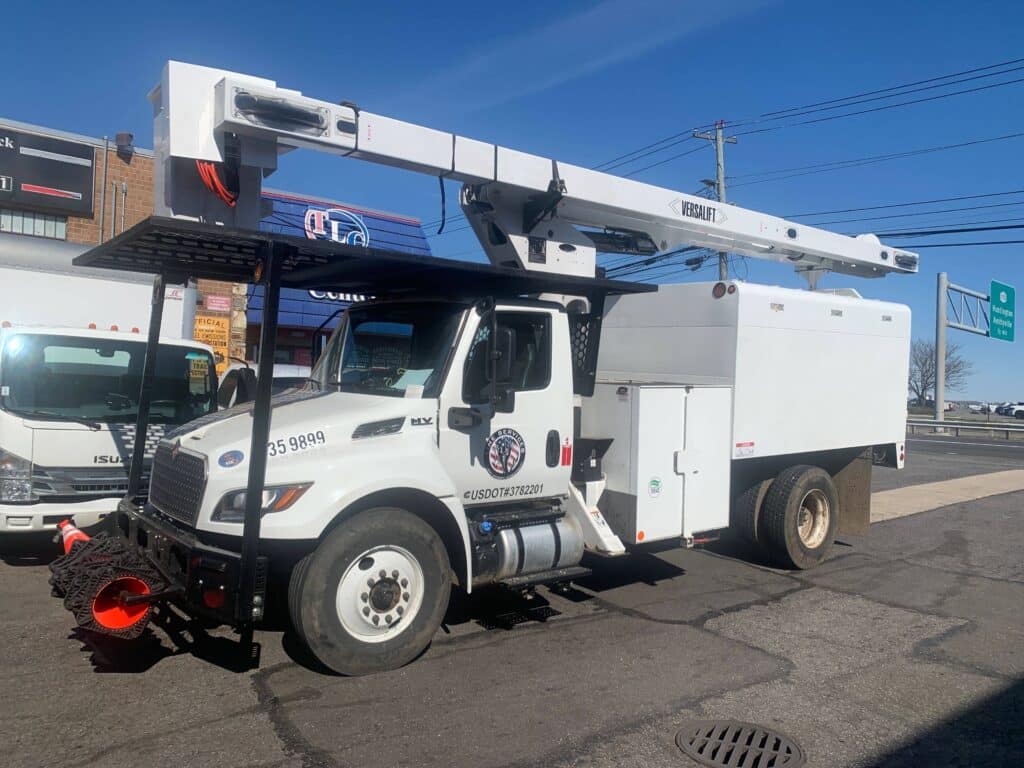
(128, 297), (581, 672)
(0, 326), (217, 533)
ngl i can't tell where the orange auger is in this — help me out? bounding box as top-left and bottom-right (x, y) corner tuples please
(49, 526), (166, 640)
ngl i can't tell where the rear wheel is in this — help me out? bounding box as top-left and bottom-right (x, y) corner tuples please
(762, 465), (839, 570)
(290, 507), (451, 675)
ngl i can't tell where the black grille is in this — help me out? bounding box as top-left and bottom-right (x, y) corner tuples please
(149, 442), (206, 526)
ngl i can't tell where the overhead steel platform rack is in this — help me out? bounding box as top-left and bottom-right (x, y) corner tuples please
(72, 216), (654, 664)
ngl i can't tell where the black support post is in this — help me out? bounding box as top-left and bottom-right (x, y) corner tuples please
(237, 242), (286, 662)
(126, 274), (167, 501)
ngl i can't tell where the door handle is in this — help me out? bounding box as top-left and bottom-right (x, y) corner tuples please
(448, 405), (492, 431)
(546, 430), (560, 467)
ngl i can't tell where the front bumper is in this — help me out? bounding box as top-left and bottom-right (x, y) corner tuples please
(114, 499), (263, 626)
(0, 497), (118, 533)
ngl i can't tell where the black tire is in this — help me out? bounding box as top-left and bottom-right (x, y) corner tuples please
(733, 479), (773, 545)
(762, 465), (839, 570)
(292, 507), (451, 676)
(287, 551), (314, 646)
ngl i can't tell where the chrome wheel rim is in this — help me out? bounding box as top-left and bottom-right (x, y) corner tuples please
(796, 489), (830, 549)
(335, 545), (424, 644)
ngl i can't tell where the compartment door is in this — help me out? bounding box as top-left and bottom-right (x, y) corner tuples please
(634, 387), (685, 543)
(675, 387), (732, 537)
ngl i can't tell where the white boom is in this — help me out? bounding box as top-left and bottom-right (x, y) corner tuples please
(151, 61), (919, 283)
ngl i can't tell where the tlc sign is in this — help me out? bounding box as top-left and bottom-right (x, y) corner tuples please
(303, 207), (370, 247)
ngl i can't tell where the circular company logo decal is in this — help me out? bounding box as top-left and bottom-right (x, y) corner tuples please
(218, 450), (245, 468)
(484, 428), (526, 479)
(648, 477), (663, 498)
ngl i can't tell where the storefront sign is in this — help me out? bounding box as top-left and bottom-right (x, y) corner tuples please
(0, 128), (95, 216)
(204, 294), (232, 312)
(304, 207), (370, 246)
(193, 314), (231, 375)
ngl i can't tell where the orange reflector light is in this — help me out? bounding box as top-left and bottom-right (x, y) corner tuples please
(110, 325), (119, 331)
(727, 284), (737, 294)
(88, 323), (96, 329)
(712, 282), (727, 299)
(1, 321), (10, 328)
(131, 327), (140, 333)
(637, 530), (645, 542)
(91, 577), (151, 630)
(270, 485), (310, 512)
(203, 587), (226, 610)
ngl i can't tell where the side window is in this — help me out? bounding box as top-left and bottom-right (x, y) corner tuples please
(462, 312), (551, 403)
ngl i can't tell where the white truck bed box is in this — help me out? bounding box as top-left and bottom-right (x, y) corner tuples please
(580, 281), (910, 544)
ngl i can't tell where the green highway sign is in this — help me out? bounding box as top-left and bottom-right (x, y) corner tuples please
(990, 280), (1015, 342)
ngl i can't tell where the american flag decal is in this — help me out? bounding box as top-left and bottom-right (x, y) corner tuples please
(484, 428), (526, 479)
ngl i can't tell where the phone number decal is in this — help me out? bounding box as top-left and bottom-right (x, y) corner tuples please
(464, 483), (544, 502)
(268, 430), (326, 457)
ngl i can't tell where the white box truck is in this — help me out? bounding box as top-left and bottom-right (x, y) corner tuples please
(0, 262), (216, 533)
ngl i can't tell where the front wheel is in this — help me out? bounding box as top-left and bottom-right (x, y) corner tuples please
(762, 465), (839, 570)
(289, 507), (451, 675)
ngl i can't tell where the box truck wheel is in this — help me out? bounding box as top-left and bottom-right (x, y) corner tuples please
(733, 479), (773, 545)
(762, 465), (838, 570)
(289, 507), (451, 675)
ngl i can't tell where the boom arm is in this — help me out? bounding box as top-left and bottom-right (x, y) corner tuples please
(151, 61), (918, 282)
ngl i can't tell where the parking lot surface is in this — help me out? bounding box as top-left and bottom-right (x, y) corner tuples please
(1, 434), (1021, 768)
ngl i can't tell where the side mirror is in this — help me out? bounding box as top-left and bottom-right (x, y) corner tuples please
(491, 326), (515, 413)
(492, 326), (514, 382)
(234, 368), (258, 405)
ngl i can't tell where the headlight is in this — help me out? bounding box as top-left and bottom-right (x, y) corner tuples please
(212, 483), (312, 523)
(0, 447), (35, 503)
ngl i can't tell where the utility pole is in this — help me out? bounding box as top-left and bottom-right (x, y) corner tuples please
(694, 120), (737, 280)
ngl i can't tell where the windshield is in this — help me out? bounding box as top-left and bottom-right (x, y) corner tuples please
(312, 303), (465, 398)
(0, 334), (217, 425)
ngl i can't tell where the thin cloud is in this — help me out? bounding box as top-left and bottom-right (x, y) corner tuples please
(392, 0), (771, 114)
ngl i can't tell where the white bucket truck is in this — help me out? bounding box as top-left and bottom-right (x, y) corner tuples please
(56, 62), (913, 675)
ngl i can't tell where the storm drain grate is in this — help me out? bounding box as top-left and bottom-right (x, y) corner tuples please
(675, 720), (805, 768)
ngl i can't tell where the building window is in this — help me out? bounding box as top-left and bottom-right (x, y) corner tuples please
(0, 209), (67, 240)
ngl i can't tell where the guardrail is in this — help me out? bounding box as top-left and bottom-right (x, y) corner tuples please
(907, 418), (1024, 440)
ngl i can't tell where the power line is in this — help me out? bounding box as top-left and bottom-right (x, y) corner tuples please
(787, 188), (1024, 218)
(728, 131), (1024, 188)
(760, 56), (1024, 118)
(871, 223), (1024, 238)
(898, 239), (1024, 248)
(589, 56), (1024, 174)
(810, 199), (1024, 227)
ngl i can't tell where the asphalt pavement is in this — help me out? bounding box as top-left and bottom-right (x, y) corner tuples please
(1, 433), (1021, 768)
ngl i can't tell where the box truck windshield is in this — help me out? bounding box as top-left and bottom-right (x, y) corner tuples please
(0, 334), (216, 425)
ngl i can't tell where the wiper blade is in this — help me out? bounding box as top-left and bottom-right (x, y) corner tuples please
(18, 410), (102, 430)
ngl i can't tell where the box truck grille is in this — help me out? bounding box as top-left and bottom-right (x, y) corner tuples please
(149, 443), (206, 526)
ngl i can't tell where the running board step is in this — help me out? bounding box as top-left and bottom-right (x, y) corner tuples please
(500, 565), (592, 589)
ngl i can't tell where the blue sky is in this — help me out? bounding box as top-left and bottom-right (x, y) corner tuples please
(4, 0), (1022, 400)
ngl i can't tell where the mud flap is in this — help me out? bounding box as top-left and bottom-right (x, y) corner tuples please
(834, 447), (872, 536)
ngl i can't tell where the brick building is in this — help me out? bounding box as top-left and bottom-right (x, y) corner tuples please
(0, 118), (430, 372)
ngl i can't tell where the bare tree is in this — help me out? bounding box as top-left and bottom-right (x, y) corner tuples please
(908, 338), (974, 404)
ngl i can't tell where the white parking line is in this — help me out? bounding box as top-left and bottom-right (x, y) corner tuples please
(871, 469), (1024, 522)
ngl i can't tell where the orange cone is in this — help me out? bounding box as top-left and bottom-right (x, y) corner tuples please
(91, 577), (152, 631)
(56, 520), (90, 554)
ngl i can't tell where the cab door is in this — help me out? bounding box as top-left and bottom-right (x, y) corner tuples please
(438, 305), (574, 507)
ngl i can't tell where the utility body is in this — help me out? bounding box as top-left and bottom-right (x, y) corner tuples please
(57, 62), (914, 674)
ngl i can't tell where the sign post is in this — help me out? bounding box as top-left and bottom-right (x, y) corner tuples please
(935, 275), (1015, 424)
(989, 280), (1015, 342)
